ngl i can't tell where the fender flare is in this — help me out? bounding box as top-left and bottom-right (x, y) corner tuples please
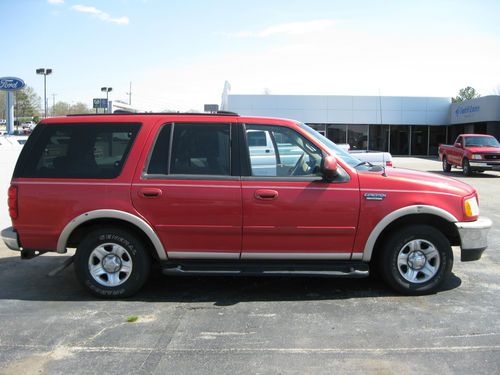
(361, 205), (458, 262)
(56, 209), (167, 260)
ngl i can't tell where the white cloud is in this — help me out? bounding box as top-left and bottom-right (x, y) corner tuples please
(224, 19), (336, 38)
(131, 26), (500, 112)
(72, 4), (129, 25)
(48, 0), (64, 4)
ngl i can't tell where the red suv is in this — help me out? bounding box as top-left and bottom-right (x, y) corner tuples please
(1, 113), (492, 297)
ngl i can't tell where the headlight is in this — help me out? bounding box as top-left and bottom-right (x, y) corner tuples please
(472, 154), (482, 160)
(464, 196), (479, 217)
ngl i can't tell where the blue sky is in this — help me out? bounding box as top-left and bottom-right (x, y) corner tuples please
(2, 0), (500, 111)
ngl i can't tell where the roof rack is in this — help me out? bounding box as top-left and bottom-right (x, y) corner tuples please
(66, 111), (239, 117)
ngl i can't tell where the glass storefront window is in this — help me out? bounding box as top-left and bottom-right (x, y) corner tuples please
(307, 124), (326, 136)
(448, 125), (464, 144)
(369, 125), (389, 152)
(326, 124), (347, 145)
(390, 125), (410, 155)
(348, 125), (368, 151)
(429, 126), (446, 155)
(411, 126), (428, 155)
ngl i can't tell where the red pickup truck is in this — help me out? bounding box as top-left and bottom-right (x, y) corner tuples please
(1, 113), (493, 298)
(439, 134), (500, 176)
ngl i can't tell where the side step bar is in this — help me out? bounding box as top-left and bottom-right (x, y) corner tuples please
(161, 260), (369, 278)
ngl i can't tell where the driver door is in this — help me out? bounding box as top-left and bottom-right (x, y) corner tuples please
(241, 124), (360, 259)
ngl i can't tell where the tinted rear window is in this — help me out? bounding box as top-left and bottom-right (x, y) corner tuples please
(14, 123), (140, 179)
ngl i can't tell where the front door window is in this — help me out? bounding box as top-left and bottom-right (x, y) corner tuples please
(245, 125), (323, 178)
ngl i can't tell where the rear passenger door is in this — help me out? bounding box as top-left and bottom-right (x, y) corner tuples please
(131, 122), (242, 259)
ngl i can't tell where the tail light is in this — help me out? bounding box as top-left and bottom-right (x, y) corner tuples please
(8, 185), (18, 220)
(386, 161), (393, 167)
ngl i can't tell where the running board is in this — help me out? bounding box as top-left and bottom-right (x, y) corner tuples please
(160, 260), (369, 278)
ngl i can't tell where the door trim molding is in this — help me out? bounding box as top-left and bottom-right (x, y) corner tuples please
(241, 252), (352, 260)
(167, 251), (240, 259)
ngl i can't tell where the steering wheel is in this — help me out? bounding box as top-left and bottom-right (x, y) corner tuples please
(290, 154), (305, 176)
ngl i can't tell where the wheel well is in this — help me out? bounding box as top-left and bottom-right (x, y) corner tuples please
(66, 218), (160, 262)
(370, 214), (460, 263)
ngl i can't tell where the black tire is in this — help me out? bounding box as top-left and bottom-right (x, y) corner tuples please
(74, 227), (151, 298)
(462, 158), (472, 176)
(379, 225), (453, 295)
(442, 156), (451, 172)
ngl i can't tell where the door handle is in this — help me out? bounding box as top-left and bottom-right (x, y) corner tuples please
(254, 189), (278, 200)
(138, 188), (162, 198)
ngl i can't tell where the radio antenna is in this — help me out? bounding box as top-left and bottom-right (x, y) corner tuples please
(379, 89), (387, 177)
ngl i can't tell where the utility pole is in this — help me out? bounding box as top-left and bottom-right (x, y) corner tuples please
(51, 93), (57, 115)
(126, 81), (132, 105)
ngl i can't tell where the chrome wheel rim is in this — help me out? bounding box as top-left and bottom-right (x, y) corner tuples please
(442, 158), (447, 170)
(397, 239), (440, 284)
(88, 243), (133, 287)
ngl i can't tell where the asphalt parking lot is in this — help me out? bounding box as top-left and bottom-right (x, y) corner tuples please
(0, 157), (499, 374)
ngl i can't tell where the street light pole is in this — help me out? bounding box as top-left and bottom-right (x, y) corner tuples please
(36, 68), (53, 118)
(101, 87), (113, 113)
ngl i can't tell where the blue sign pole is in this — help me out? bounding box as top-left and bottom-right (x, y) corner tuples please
(6, 92), (14, 135)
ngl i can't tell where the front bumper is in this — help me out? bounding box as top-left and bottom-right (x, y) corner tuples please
(1, 227), (21, 251)
(455, 217), (492, 261)
(469, 160), (500, 170)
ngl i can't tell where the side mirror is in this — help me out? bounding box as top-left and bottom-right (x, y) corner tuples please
(322, 155), (338, 182)
(454, 142), (462, 148)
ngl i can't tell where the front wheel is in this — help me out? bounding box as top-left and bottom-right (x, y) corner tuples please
(74, 227), (151, 298)
(379, 225), (453, 295)
(442, 156), (451, 172)
(462, 158), (472, 176)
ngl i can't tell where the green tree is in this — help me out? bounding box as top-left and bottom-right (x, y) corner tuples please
(0, 91), (5, 120)
(51, 101), (92, 116)
(51, 101), (71, 116)
(70, 102), (92, 114)
(0, 86), (41, 119)
(15, 86), (42, 117)
(452, 86), (480, 103)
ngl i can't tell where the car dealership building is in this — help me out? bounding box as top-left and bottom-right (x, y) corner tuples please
(224, 94), (500, 156)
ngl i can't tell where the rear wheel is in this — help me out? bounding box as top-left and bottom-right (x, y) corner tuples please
(462, 158), (472, 176)
(74, 227), (151, 298)
(442, 156), (451, 172)
(379, 225), (453, 295)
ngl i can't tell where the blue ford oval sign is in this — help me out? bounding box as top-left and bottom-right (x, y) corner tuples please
(0, 77), (26, 91)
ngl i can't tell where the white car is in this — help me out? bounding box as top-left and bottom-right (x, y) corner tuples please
(350, 151), (393, 167)
(247, 129), (304, 176)
(0, 134), (28, 148)
(327, 143), (393, 167)
(247, 130), (394, 176)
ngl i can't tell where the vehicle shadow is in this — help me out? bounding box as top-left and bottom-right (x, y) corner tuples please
(0, 255), (462, 304)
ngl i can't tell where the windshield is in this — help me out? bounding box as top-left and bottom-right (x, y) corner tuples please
(464, 136), (500, 148)
(298, 123), (368, 169)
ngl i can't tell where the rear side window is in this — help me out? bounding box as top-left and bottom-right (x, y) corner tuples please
(146, 123), (231, 176)
(14, 123), (140, 179)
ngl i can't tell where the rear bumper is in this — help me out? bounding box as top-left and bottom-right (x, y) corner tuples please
(455, 217), (492, 261)
(1, 227), (21, 251)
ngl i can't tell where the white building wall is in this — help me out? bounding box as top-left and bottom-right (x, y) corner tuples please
(227, 95), (450, 125)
